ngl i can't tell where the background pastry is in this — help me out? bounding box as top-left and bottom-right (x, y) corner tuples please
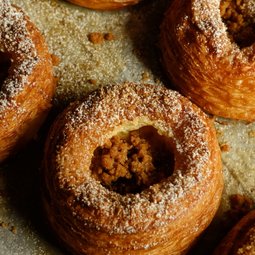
(0, 1), (56, 161)
(65, 0), (141, 10)
(160, 0), (255, 121)
(214, 209), (255, 255)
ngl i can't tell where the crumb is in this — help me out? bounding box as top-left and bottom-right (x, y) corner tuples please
(220, 143), (231, 152)
(10, 226), (17, 234)
(248, 130), (255, 138)
(87, 32), (104, 44)
(88, 79), (97, 85)
(0, 221), (8, 229)
(141, 71), (150, 82)
(104, 32), (115, 41)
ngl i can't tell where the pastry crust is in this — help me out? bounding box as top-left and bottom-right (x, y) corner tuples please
(65, 0), (141, 10)
(42, 83), (223, 254)
(160, 0), (255, 121)
(214, 210), (255, 255)
(0, 1), (56, 161)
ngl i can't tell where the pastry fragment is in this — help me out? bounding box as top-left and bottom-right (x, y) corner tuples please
(65, 0), (141, 10)
(42, 83), (223, 254)
(214, 210), (255, 255)
(160, 0), (255, 121)
(0, 1), (56, 161)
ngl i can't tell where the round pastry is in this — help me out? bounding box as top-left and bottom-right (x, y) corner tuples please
(65, 0), (141, 10)
(160, 0), (255, 121)
(0, 1), (56, 161)
(42, 83), (223, 255)
(214, 209), (255, 254)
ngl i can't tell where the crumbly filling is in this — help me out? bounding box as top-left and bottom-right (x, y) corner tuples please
(0, 52), (11, 87)
(220, 0), (255, 48)
(91, 126), (174, 195)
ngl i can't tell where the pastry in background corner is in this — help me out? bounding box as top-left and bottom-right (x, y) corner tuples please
(214, 209), (255, 255)
(65, 0), (141, 10)
(160, 0), (255, 121)
(0, 1), (56, 162)
(42, 83), (223, 255)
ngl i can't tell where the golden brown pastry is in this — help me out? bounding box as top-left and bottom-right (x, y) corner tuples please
(214, 209), (255, 255)
(42, 82), (223, 255)
(65, 0), (141, 10)
(0, 1), (56, 161)
(160, 0), (255, 121)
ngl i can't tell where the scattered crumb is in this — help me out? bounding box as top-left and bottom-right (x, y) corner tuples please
(87, 32), (104, 44)
(248, 130), (255, 138)
(141, 71), (150, 82)
(88, 32), (116, 44)
(220, 143), (231, 152)
(0, 221), (8, 229)
(10, 226), (17, 234)
(104, 32), (115, 41)
(88, 79), (97, 86)
(0, 221), (17, 234)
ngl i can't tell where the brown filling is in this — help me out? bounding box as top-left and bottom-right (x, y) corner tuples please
(0, 51), (11, 88)
(90, 126), (175, 195)
(220, 0), (255, 48)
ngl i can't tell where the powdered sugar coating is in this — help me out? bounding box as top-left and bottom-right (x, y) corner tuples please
(0, 0), (38, 114)
(45, 83), (220, 235)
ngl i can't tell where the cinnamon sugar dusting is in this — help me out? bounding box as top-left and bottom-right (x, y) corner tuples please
(50, 83), (215, 234)
(0, 0), (38, 113)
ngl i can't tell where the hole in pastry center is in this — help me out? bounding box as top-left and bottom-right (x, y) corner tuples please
(220, 0), (255, 48)
(90, 126), (175, 195)
(0, 51), (11, 89)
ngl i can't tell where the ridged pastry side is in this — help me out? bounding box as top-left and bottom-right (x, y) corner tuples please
(42, 83), (223, 255)
(0, 1), (56, 161)
(214, 210), (255, 255)
(65, 0), (141, 10)
(160, 0), (255, 121)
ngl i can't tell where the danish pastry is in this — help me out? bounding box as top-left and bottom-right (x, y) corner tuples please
(0, 1), (56, 161)
(42, 83), (223, 254)
(214, 209), (255, 254)
(160, 0), (255, 121)
(65, 0), (141, 10)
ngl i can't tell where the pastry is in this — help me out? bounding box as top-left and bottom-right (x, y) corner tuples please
(65, 0), (141, 10)
(160, 0), (255, 121)
(0, 1), (56, 161)
(42, 83), (223, 254)
(214, 209), (255, 254)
